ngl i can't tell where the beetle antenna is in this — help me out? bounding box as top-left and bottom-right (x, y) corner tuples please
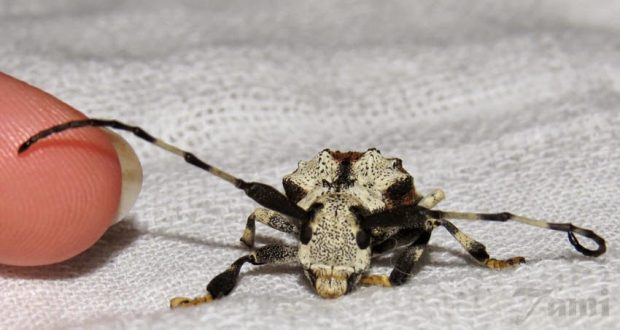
(420, 208), (606, 257)
(19, 119), (242, 186)
(18, 118), (309, 221)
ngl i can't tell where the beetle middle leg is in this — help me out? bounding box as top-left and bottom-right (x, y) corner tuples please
(362, 190), (444, 287)
(240, 208), (299, 248)
(371, 228), (421, 255)
(360, 228), (433, 287)
(362, 229), (432, 288)
(369, 189), (444, 254)
(170, 244), (298, 308)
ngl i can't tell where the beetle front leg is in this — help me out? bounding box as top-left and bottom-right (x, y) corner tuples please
(240, 208), (299, 248)
(170, 245), (298, 308)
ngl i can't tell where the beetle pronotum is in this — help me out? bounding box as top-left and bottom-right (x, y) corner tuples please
(18, 118), (606, 307)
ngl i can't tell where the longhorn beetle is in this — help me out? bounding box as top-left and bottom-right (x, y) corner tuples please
(18, 119), (606, 307)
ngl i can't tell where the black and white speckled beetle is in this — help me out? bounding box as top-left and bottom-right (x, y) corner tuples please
(19, 119), (606, 307)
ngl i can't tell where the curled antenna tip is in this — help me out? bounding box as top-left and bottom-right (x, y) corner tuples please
(18, 141), (31, 154)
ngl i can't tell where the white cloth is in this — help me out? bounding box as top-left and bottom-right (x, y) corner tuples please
(1, 1), (619, 329)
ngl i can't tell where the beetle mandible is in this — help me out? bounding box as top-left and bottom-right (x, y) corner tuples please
(18, 118), (606, 307)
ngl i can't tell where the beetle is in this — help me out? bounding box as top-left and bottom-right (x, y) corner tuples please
(18, 118), (606, 307)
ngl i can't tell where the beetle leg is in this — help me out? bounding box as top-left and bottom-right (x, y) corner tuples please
(417, 189), (445, 209)
(387, 229), (432, 285)
(241, 208), (299, 248)
(362, 205), (606, 258)
(363, 229), (432, 287)
(18, 118), (310, 223)
(371, 228), (421, 255)
(170, 244), (298, 308)
(359, 274), (391, 287)
(429, 218), (525, 269)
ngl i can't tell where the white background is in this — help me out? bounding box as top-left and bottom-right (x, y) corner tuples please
(1, 1), (619, 329)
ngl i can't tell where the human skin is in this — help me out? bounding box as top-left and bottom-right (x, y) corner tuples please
(0, 72), (122, 266)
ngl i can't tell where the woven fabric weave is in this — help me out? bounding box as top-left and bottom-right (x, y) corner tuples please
(1, 1), (619, 329)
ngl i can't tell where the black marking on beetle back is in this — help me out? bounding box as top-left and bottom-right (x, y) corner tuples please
(334, 160), (355, 190)
(387, 176), (413, 201)
(329, 150), (364, 162)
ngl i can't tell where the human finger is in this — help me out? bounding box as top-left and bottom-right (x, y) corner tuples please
(0, 72), (123, 266)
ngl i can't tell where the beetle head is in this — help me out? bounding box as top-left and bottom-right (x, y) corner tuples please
(297, 195), (371, 298)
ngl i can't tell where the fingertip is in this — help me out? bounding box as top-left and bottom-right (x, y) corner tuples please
(0, 73), (123, 266)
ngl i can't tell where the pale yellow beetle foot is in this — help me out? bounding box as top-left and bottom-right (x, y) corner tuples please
(169, 293), (214, 309)
(360, 274), (392, 288)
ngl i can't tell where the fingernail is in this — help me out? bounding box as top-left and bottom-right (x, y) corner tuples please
(104, 129), (143, 224)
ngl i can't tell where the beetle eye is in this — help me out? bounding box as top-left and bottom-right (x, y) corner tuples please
(300, 223), (312, 244)
(356, 229), (370, 249)
(387, 176), (413, 200)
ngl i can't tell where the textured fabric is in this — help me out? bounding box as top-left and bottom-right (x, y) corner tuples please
(1, 1), (619, 329)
